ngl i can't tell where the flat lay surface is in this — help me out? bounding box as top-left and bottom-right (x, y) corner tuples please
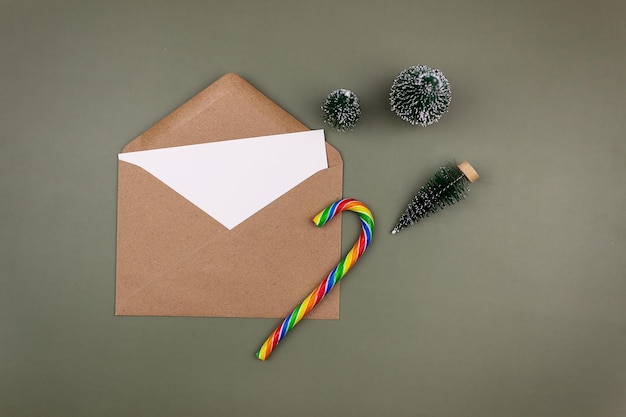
(1, 1), (625, 416)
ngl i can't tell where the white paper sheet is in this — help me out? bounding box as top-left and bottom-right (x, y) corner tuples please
(118, 130), (328, 230)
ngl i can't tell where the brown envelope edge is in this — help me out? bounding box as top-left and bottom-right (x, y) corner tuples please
(115, 73), (344, 319)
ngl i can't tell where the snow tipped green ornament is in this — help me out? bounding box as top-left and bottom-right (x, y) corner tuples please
(390, 65), (451, 126)
(322, 89), (361, 131)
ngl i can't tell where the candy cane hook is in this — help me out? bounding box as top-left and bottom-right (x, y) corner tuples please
(256, 198), (374, 361)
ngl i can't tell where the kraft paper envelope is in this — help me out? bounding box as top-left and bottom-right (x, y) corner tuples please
(115, 73), (343, 318)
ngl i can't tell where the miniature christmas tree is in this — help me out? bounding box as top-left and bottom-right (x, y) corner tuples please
(391, 161), (478, 234)
(389, 65), (451, 126)
(322, 89), (361, 131)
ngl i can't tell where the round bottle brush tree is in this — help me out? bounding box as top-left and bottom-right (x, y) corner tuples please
(322, 89), (361, 131)
(389, 65), (452, 126)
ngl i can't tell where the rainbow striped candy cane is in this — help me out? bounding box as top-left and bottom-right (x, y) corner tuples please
(256, 198), (374, 361)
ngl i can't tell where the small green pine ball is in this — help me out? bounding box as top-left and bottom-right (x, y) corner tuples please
(389, 65), (451, 126)
(322, 89), (361, 132)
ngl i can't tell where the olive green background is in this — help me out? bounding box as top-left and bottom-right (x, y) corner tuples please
(1, 1), (625, 416)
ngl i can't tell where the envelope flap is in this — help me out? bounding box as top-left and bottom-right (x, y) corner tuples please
(124, 73), (309, 152)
